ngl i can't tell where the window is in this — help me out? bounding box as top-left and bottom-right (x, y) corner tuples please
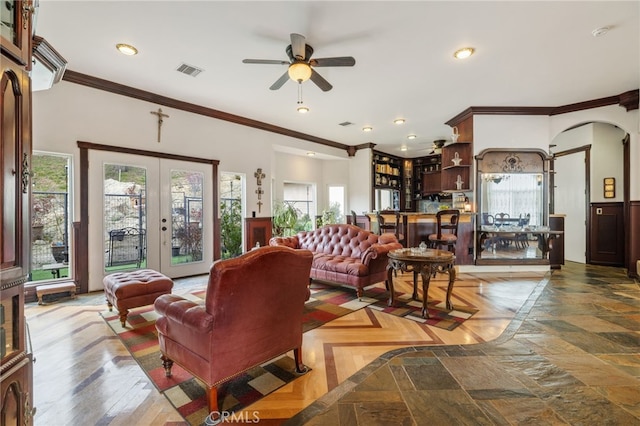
(30, 152), (72, 282)
(283, 182), (315, 231)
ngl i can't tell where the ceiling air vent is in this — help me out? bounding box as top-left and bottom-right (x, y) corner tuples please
(176, 63), (203, 77)
(339, 121), (354, 127)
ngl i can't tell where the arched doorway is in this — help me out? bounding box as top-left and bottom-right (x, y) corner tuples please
(550, 122), (628, 266)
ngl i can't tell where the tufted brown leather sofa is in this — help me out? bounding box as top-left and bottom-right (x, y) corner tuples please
(269, 224), (402, 298)
(154, 246), (313, 415)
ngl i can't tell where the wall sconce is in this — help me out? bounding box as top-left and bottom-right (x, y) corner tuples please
(482, 173), (510, 184)
(536, 174), (543, 186)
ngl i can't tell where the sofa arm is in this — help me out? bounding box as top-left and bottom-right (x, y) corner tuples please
(361, 241), (403, 265)
(269, 235), (299, 249)
(154, 294), (213, 333)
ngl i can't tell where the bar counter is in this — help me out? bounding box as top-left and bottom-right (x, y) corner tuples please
(364, 212), (476, 265)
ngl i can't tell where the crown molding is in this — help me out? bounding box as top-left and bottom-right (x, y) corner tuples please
(446, 89), (638, 126)
(62, 70), (354, 156)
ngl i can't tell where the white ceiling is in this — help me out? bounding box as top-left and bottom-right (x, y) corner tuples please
(35, 1), (638, 157)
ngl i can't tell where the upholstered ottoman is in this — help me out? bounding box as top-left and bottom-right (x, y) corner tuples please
(104, 269), (173, 327)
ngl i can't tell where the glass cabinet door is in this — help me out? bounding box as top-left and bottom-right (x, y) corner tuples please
(0, 0), (33, 66)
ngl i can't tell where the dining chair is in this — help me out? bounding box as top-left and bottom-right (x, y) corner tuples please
(427, 209), (459, 254)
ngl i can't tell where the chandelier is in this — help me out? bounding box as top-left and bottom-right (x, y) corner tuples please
(482, 173), (510, 184)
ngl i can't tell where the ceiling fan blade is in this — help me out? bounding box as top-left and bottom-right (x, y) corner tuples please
(243, 59), (289, 65)
(290, 33), (306, 60)
(310, 57), (356, 67)
(310, 69), (332, 92)
(269, 71), (290, 90)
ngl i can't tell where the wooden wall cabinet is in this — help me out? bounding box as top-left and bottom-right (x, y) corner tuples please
(0, 0), (34, 67)
(420, 155), (442, 195)
(245, 217), (272, 251)
(1, 1), (34, 422)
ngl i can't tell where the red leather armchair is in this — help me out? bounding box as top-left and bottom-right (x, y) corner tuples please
(154, 246), (313, 414)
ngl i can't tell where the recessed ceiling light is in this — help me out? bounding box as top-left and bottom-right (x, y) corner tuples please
(407, 134), (417, 140)
(116, 43), (138, 56)
(592, 26), (610, 37)
(393, 118), (405, 125)
(307, 152), (315, 156)
(362, 126), (373, 132)
(453, 47), (474, 59)
(400, 146), (408, 151)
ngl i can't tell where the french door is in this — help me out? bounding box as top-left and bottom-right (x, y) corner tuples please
(88, 151), (213, 291)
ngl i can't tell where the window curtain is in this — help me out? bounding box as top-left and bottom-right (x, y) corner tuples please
(485, 174), (542, 226)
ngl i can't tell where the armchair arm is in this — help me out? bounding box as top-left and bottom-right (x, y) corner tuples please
(154, 294), (213, 333)
(269, 235), (300, 249)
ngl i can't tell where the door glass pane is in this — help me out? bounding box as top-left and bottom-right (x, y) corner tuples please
(103, 163), (147, 272)
(30, 153), (71, 282)
(0, 0), (16, 42)
(220, 172), (243, 259)
(170, 170), (204, 264)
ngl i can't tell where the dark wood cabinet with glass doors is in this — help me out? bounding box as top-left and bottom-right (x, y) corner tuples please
(1, 0), (35, 423)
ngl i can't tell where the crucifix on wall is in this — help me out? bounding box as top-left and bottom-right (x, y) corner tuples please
(255, 187), (264, 212)
(150, 108), (169, 142)
(254, 168), (265, 186)
(254, 168), (266, 213)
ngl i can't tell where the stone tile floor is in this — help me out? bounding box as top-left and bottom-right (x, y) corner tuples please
(288, 263), (640, 425)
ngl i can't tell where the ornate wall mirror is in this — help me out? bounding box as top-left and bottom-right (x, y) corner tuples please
(475, 149), (553, 264)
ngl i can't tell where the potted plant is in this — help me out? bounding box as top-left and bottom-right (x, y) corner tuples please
(272, 200), (299, 237)
(50, 241), (68, 263)
(220, 199), (242, 259)
(320, 202), (343, 226)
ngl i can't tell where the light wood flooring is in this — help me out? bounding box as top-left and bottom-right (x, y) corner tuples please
(27, 270), (545, 425)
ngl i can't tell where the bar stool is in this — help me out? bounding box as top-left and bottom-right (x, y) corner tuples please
(376, 210), (405, 246)
(427, 209), (459, 254)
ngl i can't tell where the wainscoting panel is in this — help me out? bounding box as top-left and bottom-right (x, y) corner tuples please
(589, 202), (624, 266)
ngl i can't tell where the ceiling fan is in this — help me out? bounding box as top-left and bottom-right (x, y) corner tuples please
(242, 33), (356, 92)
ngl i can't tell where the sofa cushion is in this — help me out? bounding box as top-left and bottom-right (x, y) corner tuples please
(312, 253), (368, 276)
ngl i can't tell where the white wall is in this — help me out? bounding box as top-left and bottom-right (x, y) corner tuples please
(32, 81), (352, 222)
(553, 122), (625, 203)
(33, 80), (639, 245)
(348, 148), (372, 214)
(474, 115), (551, 154)
(549, 105), (639, 200)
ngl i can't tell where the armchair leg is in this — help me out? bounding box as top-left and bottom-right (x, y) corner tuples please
(206, 386), (219, 415)
(293, 347), (308, 374)
(161, 354), (174, 377)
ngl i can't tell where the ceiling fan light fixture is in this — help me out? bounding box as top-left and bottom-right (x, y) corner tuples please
(454, 47), (474, 59)
(116, 43), (138, 56)
(297, 103), (310, 114)
(288, 62), (312, 82)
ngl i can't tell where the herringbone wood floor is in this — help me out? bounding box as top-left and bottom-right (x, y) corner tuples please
(27, 270), (543, 425)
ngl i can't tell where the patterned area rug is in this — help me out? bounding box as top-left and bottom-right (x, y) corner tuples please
(310, 278), (479, 331)
(102, 305), (311, 425)
(101, 278), (476, 423)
